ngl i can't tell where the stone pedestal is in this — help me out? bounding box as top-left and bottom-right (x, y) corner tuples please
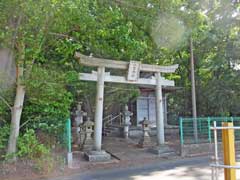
(76, 127), (81, 145)
(122, 105), (133, 139)
(149, 145), (176, 157)
(84, 150), (111, 162)
(79, 126), (85, 147)
(67, 152), (73, 168)
(82, 137), (94, 151)
(123, 125), (129, 139)
(138, 135), (151, 148)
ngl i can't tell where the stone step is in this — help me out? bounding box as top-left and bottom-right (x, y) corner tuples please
(107, 124), (123, 128)
(102, 130), (113, 136)
(102, 123), (125, 137)
(102, 129), (121, 136)
(103, 129), (112, 133)
(104, 128), (119, 133)
(84, 150), (111, 162)
(103, 128), (120, 134)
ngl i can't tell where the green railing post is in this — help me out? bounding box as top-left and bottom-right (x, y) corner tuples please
(179, 117), (184, 145)
(207, 117), (211, 143)
(66, 118), (71, 153)
(199, 118), (202, 133)
(231, 116), (234, 123)
(66, 118), (73, 167)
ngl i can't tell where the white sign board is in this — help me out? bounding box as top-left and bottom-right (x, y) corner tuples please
(127, 61), (141, 81)
(136, 96), (157, 127)
(136, 97), (148, 126)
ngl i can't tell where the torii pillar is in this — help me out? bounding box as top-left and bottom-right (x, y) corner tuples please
(156, 72), (165, 145)
(94, 67), (105, 151)
(151, 72), (176, 155)
(85, 66), (111, 161)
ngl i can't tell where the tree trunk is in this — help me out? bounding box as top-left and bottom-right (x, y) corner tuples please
(190, 37), (198, 142)
(7, 66), (25, 156)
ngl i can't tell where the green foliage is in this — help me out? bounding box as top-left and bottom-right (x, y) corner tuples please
(41, 1), (154, 113)
(17, 129), (49, 158)
(0, 99), (11, 123)
(49, 1), (152, 62)
(105, 84), (140, 105)
(22, 66), (73, 135)
(0, 83), (14, 123)
(0, 125), (10, 151)
(17, 129), (55, 172)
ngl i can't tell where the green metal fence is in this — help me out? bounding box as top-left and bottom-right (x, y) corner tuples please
(179, 117), (240, 145)
(63, 118), (72, 153)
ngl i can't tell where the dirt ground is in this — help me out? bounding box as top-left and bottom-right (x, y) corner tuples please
(0, 131), (184, 180)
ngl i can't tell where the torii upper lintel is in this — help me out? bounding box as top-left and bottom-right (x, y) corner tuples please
(75, 52), (179, 73)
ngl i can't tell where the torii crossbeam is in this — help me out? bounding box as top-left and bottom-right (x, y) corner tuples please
(75, 52), (178, 159)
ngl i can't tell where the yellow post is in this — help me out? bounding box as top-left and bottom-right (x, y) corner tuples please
(222, 122), (236, 180)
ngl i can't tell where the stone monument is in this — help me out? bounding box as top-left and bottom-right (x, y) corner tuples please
(123, 105), (133, 139)
(138, 117), (152, 148)
(73, 102), (87, 146)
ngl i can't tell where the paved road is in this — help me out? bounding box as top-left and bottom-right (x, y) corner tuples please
(48, 157), (227, 180)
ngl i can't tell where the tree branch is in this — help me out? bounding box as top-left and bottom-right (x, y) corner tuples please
(10, 13), (23, 51)
(0, 95), (12, 110)
(113, 0), (147, 10)
(48, 32), (80, 43)
(19, 119), (31, 129)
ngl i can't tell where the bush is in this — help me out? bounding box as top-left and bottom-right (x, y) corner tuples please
(17, 129), (49, 159)
(0, 125), (10, 152)
(22, 66), (73, 137)
(17, 129), (56, 172)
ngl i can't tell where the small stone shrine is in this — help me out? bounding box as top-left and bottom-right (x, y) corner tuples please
(138, 117), (152, 148)
(81, 117), (94, 151)
(123, 105), (133, 139)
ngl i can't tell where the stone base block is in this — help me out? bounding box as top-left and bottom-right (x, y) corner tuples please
(67, 152), (73, 168)
(84, 150), (111, 162)
(149, 145), (176, 157)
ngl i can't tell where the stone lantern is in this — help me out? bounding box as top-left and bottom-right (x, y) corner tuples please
(123, 105), (133, 139)
(81, 117), (94, 151)
(138, 117), (152, 148)
(73, 102), (87, 146)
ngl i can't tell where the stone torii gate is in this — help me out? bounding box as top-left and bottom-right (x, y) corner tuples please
(75, 52), (178, 160)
